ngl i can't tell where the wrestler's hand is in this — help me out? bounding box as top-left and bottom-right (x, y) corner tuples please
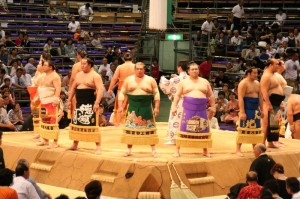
(290, 124), (295, 134)
(93, 103), (99, 113)
(107, 90), (112, 97)
(153, 108), (159, 117)
(118, 106), (123, 113)
(240, 112), (246, 121)
(171, 107), (177, 116)
(67, 101), (72, 109)
(267, 103), (273, 112)
(52, 100), (59, 107)
(260, 112), (264, 119)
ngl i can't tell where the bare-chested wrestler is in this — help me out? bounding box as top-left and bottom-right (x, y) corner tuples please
(118, 62), (160, 157)
(34, 60), (61, 148)
(69, 50), (87, 116)
(260, 58), (285, 148)
(236, 68), (263, 156)
(287, 91), (300, 139)
(107, 53), (135, 125)
(171, 62), (215, 157)
(68, 57), (103, 154)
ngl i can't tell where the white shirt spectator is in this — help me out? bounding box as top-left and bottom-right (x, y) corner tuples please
(24, 63), (36, 76)
(78, 5), (93, 17)
(285, 59), (300, 80)
(91, 38), (103, 48)
(11, 75), (26, 87)
(98, 64), (111, 74)
(22, 74), (32, 86)
(231, 36), (243, 45)
(276, 13), (287, 22)
(245, 49), (260, 60)
(292, 191), (300, 199)
(0, 73), (10, 85)
(0, 107), (12, 125)
(106, 70), (114, 81)
(232, 4), (244, 19)
(209, 117), (220, 129)
(201, 21), (215, 35)
(275, 37), (288, 45)
(11, 176), (40, 199)
(0, 30), (5, 43)
(102, 89), (115, 107)
(267, 48), (277, 57)
(68, 21), (80, 33)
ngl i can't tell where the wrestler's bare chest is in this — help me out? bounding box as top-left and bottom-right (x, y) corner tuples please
(40, 74), (55, 87)
(183, 79), (208, 94)
(128, 77), (153, 94)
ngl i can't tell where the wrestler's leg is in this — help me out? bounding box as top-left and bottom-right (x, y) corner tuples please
(124, 144), (132, 157)
(37, 138), (49, 146)
(49, 139), (59, 149)
(236, 143), (244, 157)
(203, 148), (211, 157)
(95, 142), (101, 155)
(173, 146), (180, 157)
(262, 103), (277, 147)
(151, 145), (158, 158)
(294, 121), (300, 139)
(68, 141), (79, 150)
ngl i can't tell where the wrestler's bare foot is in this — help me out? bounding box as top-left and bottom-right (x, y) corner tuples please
(48, 143), (59, 149)
(67, 144), (78, 151)
(152, 151), (158, 158)
(36, 141), (49, 146)
(203, 149), (211, 157)
(173, 152), (180, 158)
(123, 151), (132, 157)
(95, 149), (101, 155)
(236, 151), (244, 157)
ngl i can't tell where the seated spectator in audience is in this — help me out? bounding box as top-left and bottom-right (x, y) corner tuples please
(275, 33), (288, 46)
(199, 56), (212, 80)
(105, 46), (114, 63)
(4, 59), (18, 77)
(0, 45), (8, 65)
(21, 33), (31, 49)
(57, 40), (66, 56)
(215, 31), (227, 56)
(227, 58), (240, 72)
(295, 28), (300, 48)
(77, 37), (87, 53)
(214, 91), (228, 122)
(277, 41), (289, 58)
(259, 27), (273, 45)
(22, 69), (32, 86)
(270, 163), (291, 199)
(4, 35), (16, 48)
(59, 91), (70, 129)
(284, 52), (300, 92)
(43, 37), (53, 53)
(286, 177), (300, 199)
(7, 49), (21, 69)
(275, 8), (287, 25)
(222, 83), (230, 100)
(46, 2), (59, 18)
(98, 104), (108, 127)
(0, 97), (15, 132)
(15, 32), (24, 47)
(238, 171), (263, 199)
(245, 43), (260, 60)
(112, 57), (120, 68)
(261, 179), (285, 199)
(85, 180), (102, 199)
(0, 28), (5, 44)
(57, 2), (70, 20)
(215, 71), (230, 88)
(245, 29), (256, 46)
(100, 69), (109, 84)
(56, 194), (69, 199)
(112, 46), (124, 64)
(102, 81), (115, 110)
(259, 48), (270, 61)
(98, 58), (111, 74)
(8, 103), (23, 131)
(24, 57), (36, 76)
(207, 107), (219, 129)
(11, 68), (26, 89)
(210, 83), (219, 99)
(287, 30), (297, 48)
(0, 168), (18, 198)
(11, 162), (40, 199)
(266, 43), (277, 57)
(91, 33), (103, 48)
(78, 3), (93, 20)
(250, 143), (276, 186)
(230, 30), (245, 52)
(106, 63), (116, 81)
(225, 16), (234, 32)
(68, 16), (80, 33)
(1, 79), (14, 97)
(0, 68), (10, 86)
(74, 27), (90, 40)
(1, 87), (14, 105)
(62, 70), (71, 92)
(252, 56), (266, 71)
(65, 38), (76, 59)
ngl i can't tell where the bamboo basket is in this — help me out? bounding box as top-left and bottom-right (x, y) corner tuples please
(236, 127), (263, 144)
(39, 106), (59, 140)
(69, 112), (101, 143)
(176, 132), (212, 148)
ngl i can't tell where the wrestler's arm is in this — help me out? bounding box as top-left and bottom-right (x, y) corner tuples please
(69, 64), (79, 89)
(206, 82), (215, 110)
(152, 78), (160, 117)
(260, 74), (272, 111)
(107, 67), (120, 96)
(238, 80), (246, 121)
(171, 82), (183, 115)
(53, 74), (62, 106)
(258, 82), (264, 117)
(286, 96), (295, 133)
(68, 73), (77, 108)
(118, 78), (127, 112)
(93, 73), (104, 112)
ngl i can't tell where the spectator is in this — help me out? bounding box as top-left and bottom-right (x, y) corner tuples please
(215, 71), (230, 88)
(227, 58), (240, 72)
(215, 31), (227, 56)
(65, 38), (76, 59)
(214, 91), (228, 122)
(100, 69), (109, 84)
(224, 92), (239, 124)
(295, 28), (300, 48)
(57, 2), (70, 20)
(56, 194), (69, 199)
(207, 107), (219, 129)
(78, 3), (93, 20)
(238, 171), (263, 199)
(77, 37), (87, 52)
(0, 168), (18, 198)
(199, 56), (212, 80)
(285, 52), (300, 92)
(275, 8), (287, 25)
(22, 69), (32, 86)
(91, 33), (103, 48)
(58, 91), (70, 129)
(230, 30), (244, 52)
(200, 16), (215, 56)
(7, 48), (21, 69)
(74, 27), (90, 40)
(276, 41), (289, 58)
(43, 37), (53, 53)
(286, 177), (300, 199)
(266, 43), (277, 57)
(68, 16), (80, 33)
(21, 33), (31, 49)
(11, 68), (26, 89)
(252, 56), (265, 71)
(250, 143), (276, 186)
(225, 16), (234, 32)
(270, 163), (291, 199)
(0, 27), (5, 44)
(245, 43), (260, 60)
(85, 180), (102, 199)
(106, 63), (116, 81)
(105, 46), (114, 63)
(24, 58), (36, 76)
(232, 0), (244, 32)
(98, 58), (111, 74)
(259, 48), (270, 61)
(261, 179), (283, 199)
(57, 40), (66, 56)
(287, 30), (297, 48)
(15, 32), (24, 47)
(98, 104), (108, 127)
(222, 83), (230, 100)
(151, 58), (160, 81)
(0, 68), (10, 86)
(8, 103), (23, 131)
(46, 2), (59, 18)
(102, 81), (115, 110)
(62, 70), (71, 92)
(0, 44), (8, 65)
(275, 33), (288, 46)
(259, 27), (273, 45)
(11, 163), (40, 199)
